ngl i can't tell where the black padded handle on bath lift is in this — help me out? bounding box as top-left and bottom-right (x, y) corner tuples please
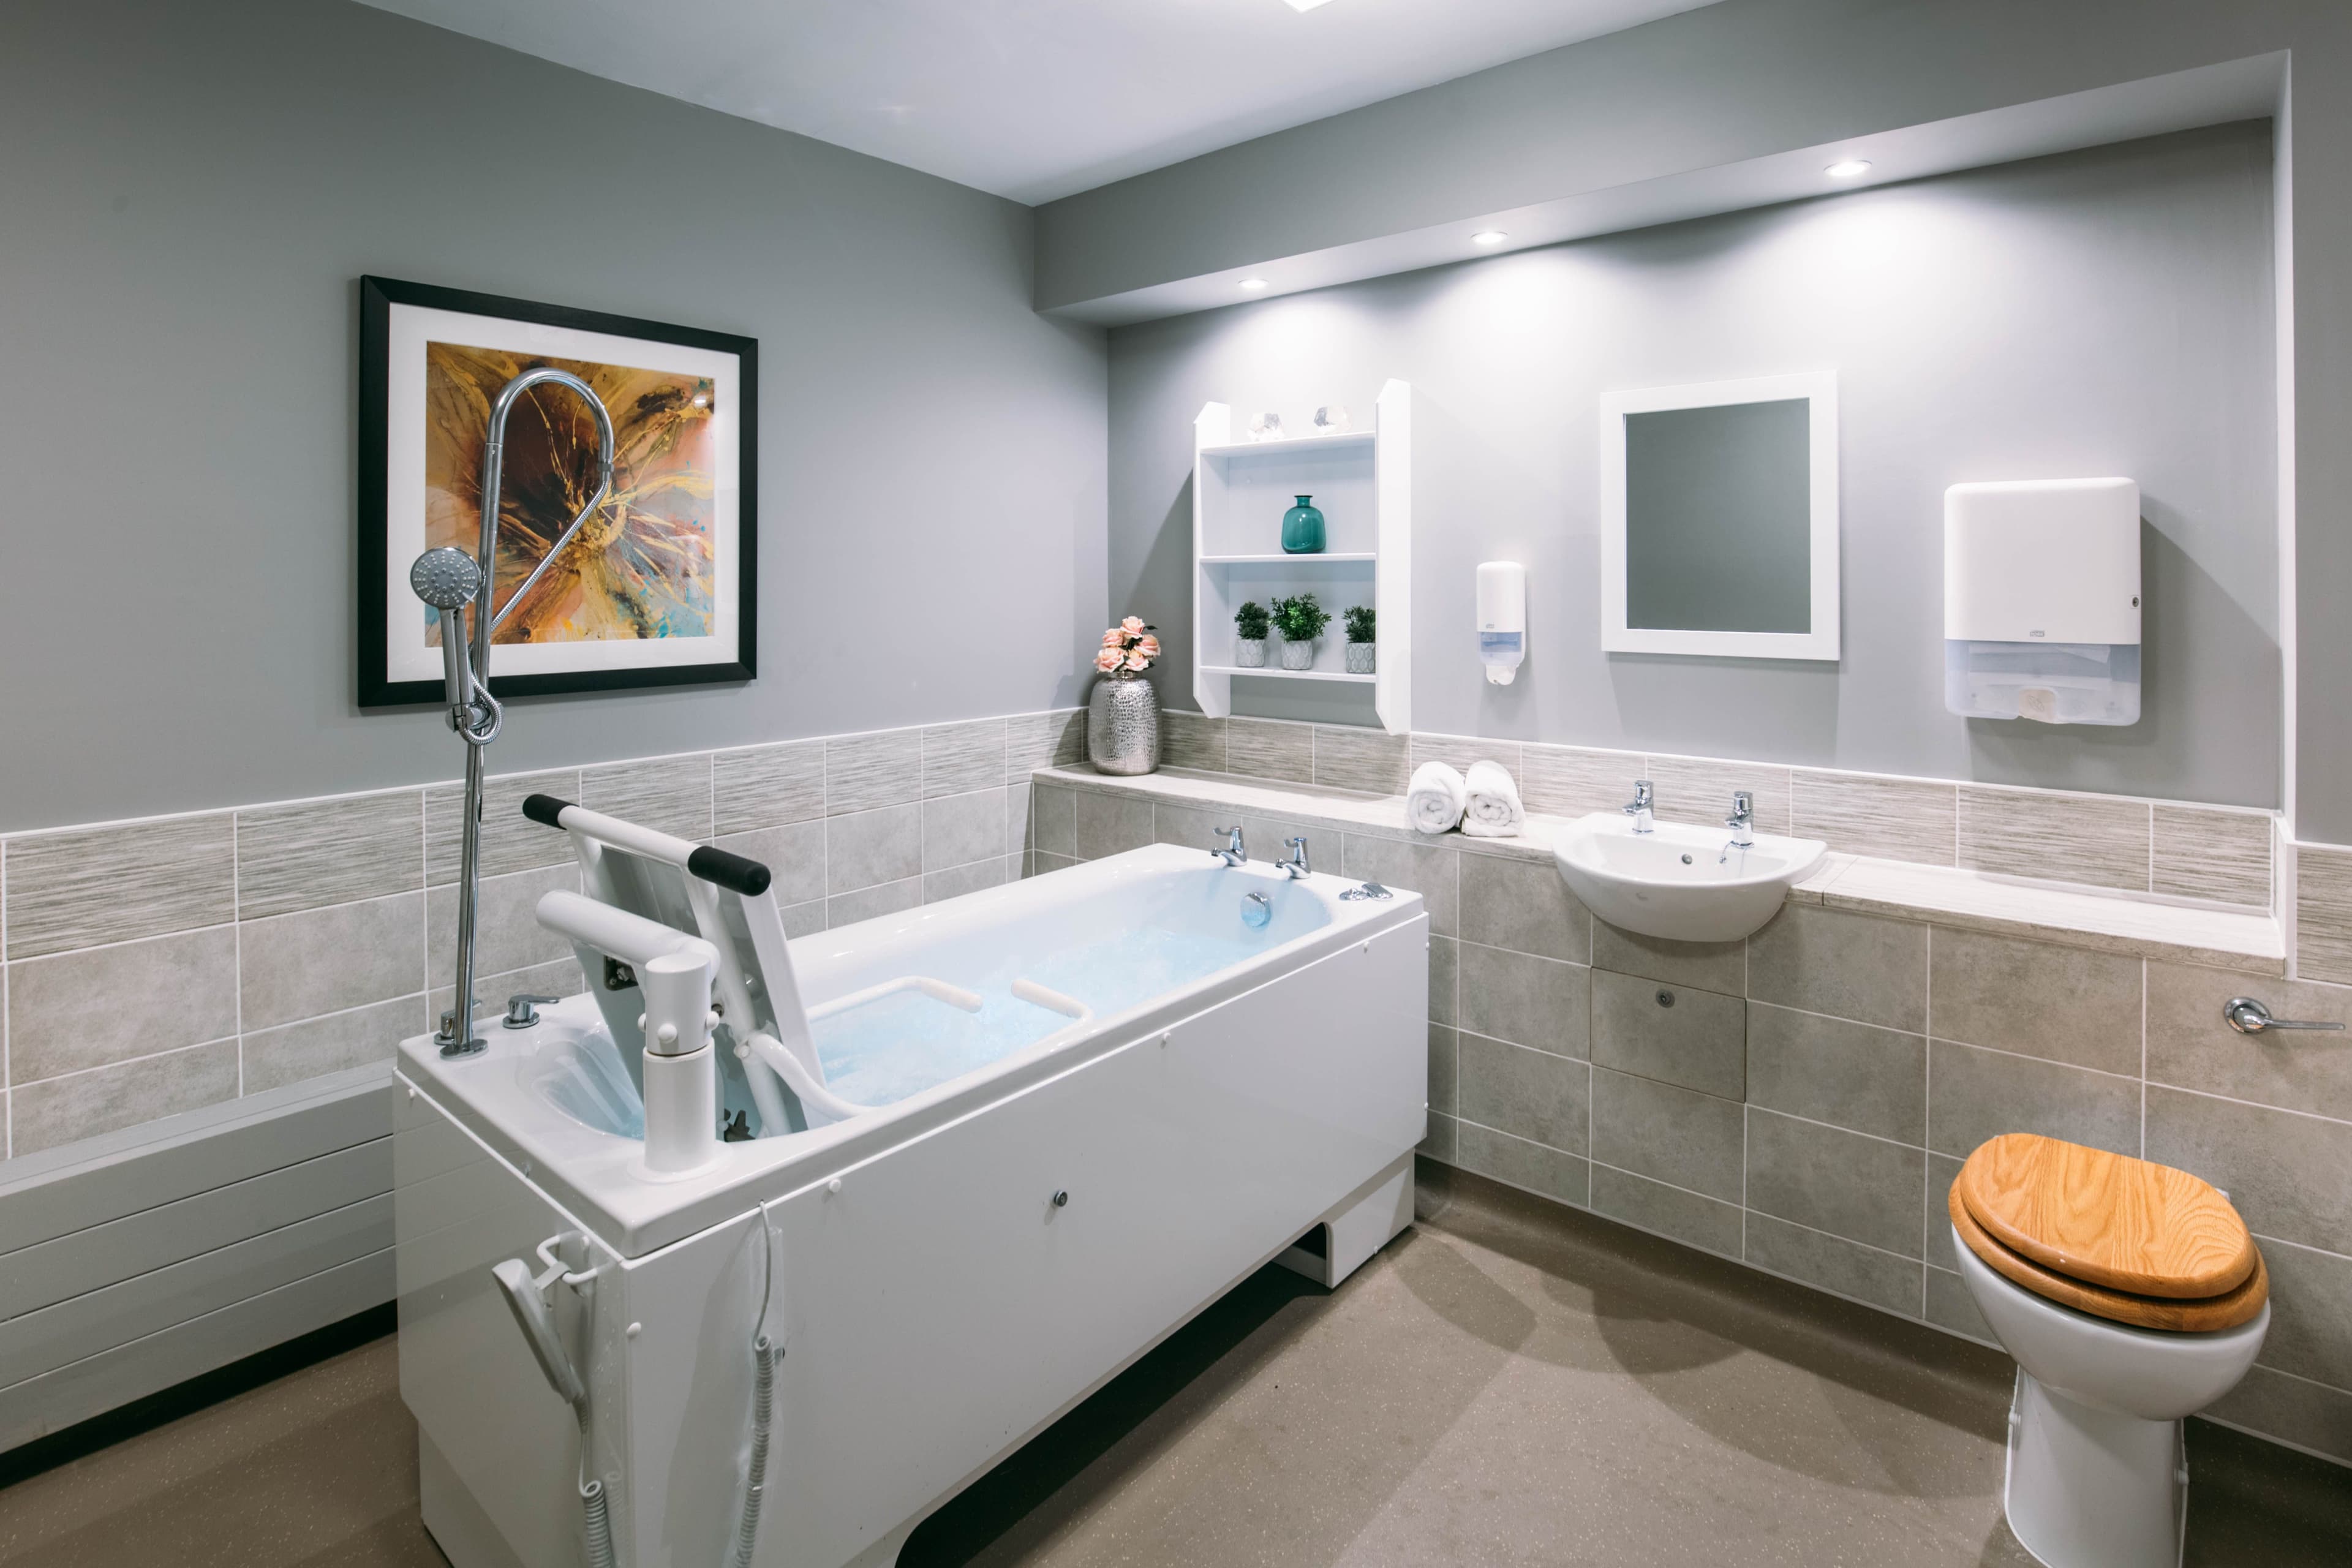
(521, 793), (773, 897)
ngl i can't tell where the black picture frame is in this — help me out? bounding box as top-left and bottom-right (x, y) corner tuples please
(357, 274), (758, 708)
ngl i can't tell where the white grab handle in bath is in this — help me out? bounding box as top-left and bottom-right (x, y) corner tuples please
(805, 974), (984, 1022)
(1011, 978), (1089, 1019)
(742, 1031), (873, 1124)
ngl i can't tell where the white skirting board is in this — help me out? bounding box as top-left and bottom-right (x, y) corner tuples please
(0, 1064), (398, 1453)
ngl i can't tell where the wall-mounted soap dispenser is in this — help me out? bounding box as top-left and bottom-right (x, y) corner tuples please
(1943, 478), (2140, 725)
(1477, 562), (1526, 685)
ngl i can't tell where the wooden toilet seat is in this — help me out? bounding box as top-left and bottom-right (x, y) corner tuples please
(1952, 1134), (2268, 1333)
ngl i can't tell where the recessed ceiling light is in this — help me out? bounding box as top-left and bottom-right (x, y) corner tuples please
(1284, 0), (1340, 10)
(1238, 277), (1270, 292)
(1471, 230), (1509, 247)
(1825, 159), (1873, 179)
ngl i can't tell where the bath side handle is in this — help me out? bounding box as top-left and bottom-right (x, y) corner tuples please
(688, 845), (773, 897)
(523, 792), (573, 828)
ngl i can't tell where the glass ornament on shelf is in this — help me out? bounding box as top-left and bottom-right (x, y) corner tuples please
(1313, 405), (1351, 434)
(1249, 411), (1284, 442)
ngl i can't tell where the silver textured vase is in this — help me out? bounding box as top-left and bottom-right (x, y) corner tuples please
(1088, 676), (1160, 775)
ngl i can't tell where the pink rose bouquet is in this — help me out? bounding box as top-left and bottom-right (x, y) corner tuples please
(1097, 617), (1158, 679)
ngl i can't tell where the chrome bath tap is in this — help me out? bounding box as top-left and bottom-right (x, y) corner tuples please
(1212, 825), (1248, 867)
(1279, 836), (1313, 878)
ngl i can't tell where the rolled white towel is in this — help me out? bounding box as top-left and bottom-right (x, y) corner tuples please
(1461, 760), (1525, 838)
(1405, 761), (1467, 835)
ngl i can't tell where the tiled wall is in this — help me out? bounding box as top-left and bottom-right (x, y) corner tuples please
(0, 708), (1085, 1163)
(1030, 771), (2352, 1464)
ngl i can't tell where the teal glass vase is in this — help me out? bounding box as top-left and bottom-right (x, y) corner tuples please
(1280, 494), (1325, 554)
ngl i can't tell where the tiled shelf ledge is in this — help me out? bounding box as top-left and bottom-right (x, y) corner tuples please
(1028, 765), (2285, 976)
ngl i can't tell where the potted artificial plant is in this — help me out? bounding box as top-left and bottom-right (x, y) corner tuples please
(1344, 605), (1376, 674)
(1234, 600), (1270, 667)
(1088, 617), (1161, 775)
(1270, 594), (1331, 671)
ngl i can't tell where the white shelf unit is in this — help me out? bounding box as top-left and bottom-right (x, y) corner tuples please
(1192, 381), (1411, 734)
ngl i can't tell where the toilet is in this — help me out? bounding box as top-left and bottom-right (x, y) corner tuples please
(1949, 1134), (2269, 1568)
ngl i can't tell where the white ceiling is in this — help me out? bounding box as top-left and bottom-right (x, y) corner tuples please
(358, 0), (1725, 205)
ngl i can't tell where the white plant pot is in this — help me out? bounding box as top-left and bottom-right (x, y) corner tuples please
(1280, 639), (1316, 671)
(1346, 642), (1376, 674)
(1235, 638), (1267, 668)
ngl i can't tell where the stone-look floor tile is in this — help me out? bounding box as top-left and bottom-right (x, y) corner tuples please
(1644, 754), (1792, 835)
(1926, 1154), (1967, 1270)
(1928, 926), (2142, 1075)
(1074, 791), (1155, 860)
(2151, 805), (2271, 907)
(1590, 969), (1746, 1100)
(1427, 1023), (1458, 1117)
(1313, 726), (1409, 796)
(242, 995), (420, 1095)
(828, 878), (922, 929)
(827, 804), (922, 894)
(1924, 1266), (1996, 1344)
(426, 768), (579, 885)
(1589, 922), (1743, 993)
(2203, 1365), (2352, 1468)
(1457, 1033), (1589, 1155)
(1031, 785), (1077, 858)
(2145, 1087), (2352, 1256)
(1791, 771), (1958, 866)
(1590, 1067), (1743, 1202)
(1589, 1163), (1743, 1259)
(1456, 1123), (1589, 1206)
(825, 729), (924, 816)
(2252, 1238), (2352, 1390)
(1160, 711), (1226, 772)
(925, 859), (1008, 904)
(1746, 1212), (1924, 1317)
(1225, 718), (1314, 784)
(239, 892), (425, 1032)
(712, 820), (826, 907)
(7, 926), (238, 1082)
(1745, 1107), (1926, 1257)
(924, 788), (1009, 872)
(1411, 734), (1523, 789)
(1007, 709), (1085, 772)
(1457, 944), (1588, 1060)
(1428, 935), (1457, 1027)
(1419, 1110), (1458, 1164)
(1747, 903), (1927, 1033)
(1747, 1003), (1926, 1146)
(9, 1040), (239, 1158)
(1343, 834), (1457, 936)
(425, 862), (579, 987)
(924, 718), (1008, 799)
(1460, 850), (1589, 963)
(2294, 845), (2352, 987)
(579, 753), (713, 842)
(5, 813), (235, 960)
(712, 742), (824, 835)
(1926, 1041), (2139, 1161)
(1518, 744), (1642, 821)
(1956, 786), (2149, 892)
(236, 793), (421, 919)
(2145, 962), (2352, 1123)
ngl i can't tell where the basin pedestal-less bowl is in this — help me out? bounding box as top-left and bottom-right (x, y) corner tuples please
(1551, 813), (1827, 943)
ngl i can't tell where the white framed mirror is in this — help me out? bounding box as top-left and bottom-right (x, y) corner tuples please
(1599, 371), (1839, 661)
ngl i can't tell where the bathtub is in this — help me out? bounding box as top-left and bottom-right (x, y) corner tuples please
(394, 842), (1427, 1568)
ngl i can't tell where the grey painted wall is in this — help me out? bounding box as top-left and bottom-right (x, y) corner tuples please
(1109, 127), (2278, 806)
(0, 0), (1107, 834)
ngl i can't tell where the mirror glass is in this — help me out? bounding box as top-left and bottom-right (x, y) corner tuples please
(1624, 399), (1811, 634)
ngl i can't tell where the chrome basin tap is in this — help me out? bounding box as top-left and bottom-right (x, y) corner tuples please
(1720, 790), (1755, 863)
(1624, 779), (1655, 834)
(1279, 836), (1313, 879)
(1212, 825), (1248, 867)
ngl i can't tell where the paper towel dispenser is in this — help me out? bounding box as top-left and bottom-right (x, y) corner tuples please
(1943, 478), (2140, 725)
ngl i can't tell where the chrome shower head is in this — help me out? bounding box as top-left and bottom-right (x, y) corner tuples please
(410, 546), (484, 611)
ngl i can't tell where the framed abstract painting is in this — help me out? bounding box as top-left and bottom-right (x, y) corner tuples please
(357, 275), (757, 707)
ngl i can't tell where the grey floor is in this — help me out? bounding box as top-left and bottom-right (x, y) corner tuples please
(3, 1164), (2345, 1566)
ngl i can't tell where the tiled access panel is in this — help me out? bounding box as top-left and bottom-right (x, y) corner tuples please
(1028, 778), (2352, 1464)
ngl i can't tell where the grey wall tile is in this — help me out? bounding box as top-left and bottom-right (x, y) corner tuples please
(1313, 726), (1409, 795)
(1590, 1067), (1743, 1202)
(1152, 801), (1226, 856)
(925, 859), (1008, 904)
(429, 956), (587, 1028)
(243, 995), (418, 1095)
(1420, 1111), (1458, 1165)
(2295, 845), (2352, 986)
(1412, 734), (1523, 788)
(1007, 709), (1085, 772)
(1591, 970), (1746, 1100)
(1747, 903), (1927, 1032)
(779, 900), (827, 940)
(1926, 1041), (2139, 1160)
(2145, 1086), (2352, 1256)
(1644, 755), (1790, 835)
(829, 878), (922, 929)
(2202, 1365), (2352, 1467)
(1927, 925), (2141, 1075)
(239, 892), (426, 1031)
(2151, 806), (2271, 907)
(1160, 711), (1226, 772)
(712, 821), (826, 907)
(925, 788), (1009, 872)
(1429, 935), (1456, 1027)
(1008, 784), (1031, 856)
(1030, 785), (1077, 858)
(1240, 812), (1324, 873)
(10, 1040), (239, 1158)
(1923, 1267), (1996, 1344)
(1458, 1033), (1589, 1155)
(1028, 851), (1081, 879)
(236, 793), (420, 919)
(2255, 1239), (2352, 1391)
(1226, 718), (1314, 784)
(1460, 850), (1589, 963)
(1073, 791), (1154, 860)
(1457, 1123), (1589, 1207)
(425, 861), (579, 989)
(1956, 787), (2149, 892)
(1589, 922), (1743, 993)
(1747, 1003), (1926, 1145)
(713, 743), (824, 835)
(580, 753), (713, 842)
(1427, 1023), (1457, 1117)
(6, 815), (234, 960)
(1926, 1154), (1966, 1270)
(2146, 962), (2352, 1123)
(1745, 1212), (1923, 1317)
(1518, 744), (1640, 821)
(924, 719), (1008, 799)
(1342, 834), (1457, 937)
(1790, 772), (1956, 865)
(1745, 1107), (1925, 1257)
(427, 768), (579, 886)
(826, 729), (924, 816)
(827, 804), (922, 894)
(1589, 1163), (1741, 1259)
(8, 927), (238, 1082)
(1458, 946), (1588, 1060)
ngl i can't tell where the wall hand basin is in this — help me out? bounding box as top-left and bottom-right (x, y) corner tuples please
(1552, 813), (1827, 943)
